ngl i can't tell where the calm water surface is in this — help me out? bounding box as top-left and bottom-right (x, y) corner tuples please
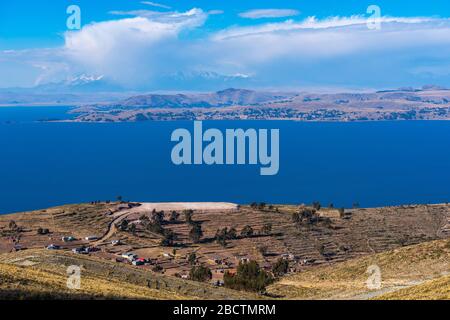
(0, 106), (449, 214)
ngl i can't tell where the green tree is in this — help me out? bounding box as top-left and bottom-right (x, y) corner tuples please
(272, 258), (289, 277)
(292, 211), (301, 223)
(215, 228), (228, 247)
(227, 227), (238, 240)
(118, 219), (129, 231)
(170, 211), (180, 222)
(128, 223), (137, 235)
(160, 229), (176, 246)
(261, 223), (272, 235)
(187, 252), (197, 265)
(312, 201), (321, 210)
(8, 220), (17, 230)
(152, 211), (165, 225)
(240, 225), (254, 238)
(189, 223), (203, 243)
(223, 261), (273, 292)
(189, 265), (212, 282)
(184, 209), (194, 224)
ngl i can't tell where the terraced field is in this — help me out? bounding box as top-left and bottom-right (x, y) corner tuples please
(0, 202), (449, 299)
(267, 238), (450, 299)
(0, 249), (258, 300)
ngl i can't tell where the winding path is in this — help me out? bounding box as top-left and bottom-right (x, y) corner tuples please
(92, 202), (238, 246)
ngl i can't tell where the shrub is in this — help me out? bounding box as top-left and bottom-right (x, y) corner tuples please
(152, 265), (163, 273)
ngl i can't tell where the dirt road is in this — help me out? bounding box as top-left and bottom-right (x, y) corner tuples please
(93, 202), (238, 246)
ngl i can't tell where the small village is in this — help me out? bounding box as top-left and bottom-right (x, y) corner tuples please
(41, 203), (311, 286)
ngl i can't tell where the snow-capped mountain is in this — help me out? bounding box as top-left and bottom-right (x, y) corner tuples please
(31, 74), (124, 93)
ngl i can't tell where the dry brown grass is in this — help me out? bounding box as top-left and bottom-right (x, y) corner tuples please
(375, 275), (450, 300)
(267, 238), (450, 300)
(0, 249), (259, 300)
(0, 262), (187, 300)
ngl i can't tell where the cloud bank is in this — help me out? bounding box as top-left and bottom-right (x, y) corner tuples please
(1, 9), (450, 90)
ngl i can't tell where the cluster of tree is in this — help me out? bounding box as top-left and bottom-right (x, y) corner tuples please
(214, 227), (238, 247)
(215, 223), (272, 248)
(169, 211), (180, 222)
(8, 220), (22, 232)
(250, 202), (277, 211)
(151, 210), (165, 225)
(223, 260), (273, 293)
(90, 200), (107, 204)
(160, 229), (176, 246)
(292, 207), (321, 226)
(117, 213), (178, 246)
(240, 225), (254, 237)
(189, 265), (212, 282)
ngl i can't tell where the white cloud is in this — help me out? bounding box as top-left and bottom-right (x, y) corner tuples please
(208, 10), (224, 15)
(2, 12), (450, 90)
(239, 9), (300, 19)
(141, 1), (171, 10)
(63, 9), (207, 86)
(214, 16), (440, 40)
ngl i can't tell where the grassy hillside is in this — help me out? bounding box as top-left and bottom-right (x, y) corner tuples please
(375, 275), (450, 300)
(0, 262), (185, 300)
(267, 238), (450, 300)
(0, 249), (258, 300)
(1, 202), (449, 300)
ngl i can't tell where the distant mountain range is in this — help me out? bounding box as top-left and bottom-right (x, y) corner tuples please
(0, 80), (448, 108)
(69, 85), (450, 122)
(115, 88), (293, 108)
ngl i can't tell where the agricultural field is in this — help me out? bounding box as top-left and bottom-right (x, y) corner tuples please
(0, 202), (449, 299)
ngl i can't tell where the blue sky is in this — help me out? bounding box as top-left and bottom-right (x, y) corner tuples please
(1, 0), (450, 90)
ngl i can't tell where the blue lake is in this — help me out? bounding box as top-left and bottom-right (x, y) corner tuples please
(1, 106), (450, 214)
